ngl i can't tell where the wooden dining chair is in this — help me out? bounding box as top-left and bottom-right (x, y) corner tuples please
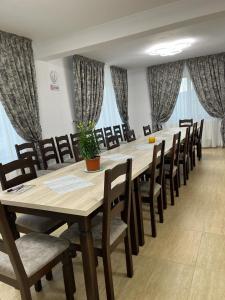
(60, 159), (133, 300)
(0, 157), (66, 291)
(189, 122), (198, 170)
(122, 123), (129, 141)
(104, 127), (113, 140)
(94, 128), (106, 149)
(164, 132), (181, 206)
(139, 141), (165, 237)
(55, 135), (74, 164)
(15, 143), (52, 177)
(70, 133), (83, 162)
(106, 135), (120, 150)
(179, 127), (190, 185)
(126, 130), (136, 143)
(39, 138), (69, 170)
(179, 119), (193, 127)
(0, 202), (75, 300)
(113, 125), (123, 142)
(195, 119), (204, 161)
(143, 125), (151, 136)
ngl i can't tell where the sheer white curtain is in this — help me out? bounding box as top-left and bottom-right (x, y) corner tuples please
(96, 65), (122, 129)
(0, 101), (24, 163)
(165, 66), (222, 147)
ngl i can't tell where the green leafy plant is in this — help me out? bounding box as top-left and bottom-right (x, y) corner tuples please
(77, 121), (100, 159)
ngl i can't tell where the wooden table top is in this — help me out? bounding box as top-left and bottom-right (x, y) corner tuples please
(0, 128), (186, 216)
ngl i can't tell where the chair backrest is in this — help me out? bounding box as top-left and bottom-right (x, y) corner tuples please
(143, 125), (151, 136)
(170, 132), (181, 173)
(55, 135), (73, 163)
(127, 130), (136, 143)
(0, 157), (37, 191)
(183, 127), (190, 157)
(198, 119), (204, 141)
(15, 142), (41, 170)
(102, 159), (132, 247)
(39, 138), (59, 170)
(179, 119), (193, 127)
(113, 125), (123, 142)
(122, 124), (129, 141)
(94, 128), (106, 148)
(190, 122), (198, 147)
(0, 203), (29, 285)
(106, 135), (120, 150)
(147, 141), (165, 200)
(70, 133), (83, 162)
(104, 127), (113, 139)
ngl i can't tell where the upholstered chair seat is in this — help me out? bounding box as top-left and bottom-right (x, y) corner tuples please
(36, 169), (53, 177)
(47, 162), (70, 171)
(0, 233), (70, 279)
(140, 181), (161, 198)
(61, 214), (127, 249)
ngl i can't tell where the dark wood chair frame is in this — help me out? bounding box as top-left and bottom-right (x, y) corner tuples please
(195, 119), (204, 161)
(140, 141), (165, 237)
(70, 133), (83, 162)
(189, 122), (198, 170)
(0, 203), (75, 300)
(143, 125), (151, 136)
(104, 127), (113, 140)
(106, 135), (120, 150)
(113, 125), (123, 142)
(67, 159), (133, 300)
(55, 135), (74, 163)
(165, 132), (181, 206)
(179, 127), (190, 185)
(94, 128), (106, 148)
(179, 119), (193, 127)
(38, 138), (60, 170)
(126, 130), (136, 143)
(122, 124), (129, 141)
(15, 142), (42, 170)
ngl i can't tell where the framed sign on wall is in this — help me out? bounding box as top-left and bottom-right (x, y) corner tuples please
(50, 70), (60, 91)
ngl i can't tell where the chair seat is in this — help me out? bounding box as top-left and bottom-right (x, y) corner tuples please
(47, 163), (70, 171)
(16, 214), (64, 233)
(179, 152), (188, 162)
(0, 233), (69, 279)
(60, 214), (127, 249)
(139, 181), (161, 198)
(36, 169), (53, 177)
(164, 164), (177, 177)
(64, 158), (75, 164)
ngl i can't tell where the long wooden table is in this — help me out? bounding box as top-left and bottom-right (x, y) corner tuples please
(0, 127), (186, 300)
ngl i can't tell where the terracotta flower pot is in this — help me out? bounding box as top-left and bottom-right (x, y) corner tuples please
(85, 156), (100, 172)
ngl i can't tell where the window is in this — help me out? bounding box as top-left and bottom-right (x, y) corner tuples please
(96, 65), (122, 129)
(166, 66), (222, 147)
(0, 102), (24, 163)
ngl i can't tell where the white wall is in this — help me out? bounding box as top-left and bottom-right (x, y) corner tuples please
(128, 68), (152, 137)
(35, 57), (75, 138)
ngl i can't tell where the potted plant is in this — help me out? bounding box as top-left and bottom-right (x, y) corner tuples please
(77, 121), (101, 171)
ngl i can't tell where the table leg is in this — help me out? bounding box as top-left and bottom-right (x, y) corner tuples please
(133, 178), (145, 246)
(5, 208), (20, 240)
(130, 181), (139, 255)
(79, 217), (99, 300)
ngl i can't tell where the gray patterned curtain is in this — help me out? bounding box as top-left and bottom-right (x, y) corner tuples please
(0, 30), (42, 142)
(186, 53), (225, 146)
(110, 66), (128, 124)
(147, 61), (185, 131)
(73, 55), (104, 126)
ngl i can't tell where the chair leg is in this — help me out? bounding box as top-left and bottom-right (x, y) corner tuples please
(186, 157), (190, 180)
(103, 250), (115, 300)
(175, 173), (179, 197)
(46, 270), (53, 281)
(157, 192), (163, 223)
(177, 164), (181, 187)
(193, 149), (196, 167)
(34, 280), (42, 292)
(183, 162), (187, 185)
(124, 230), (133, 278)
(62, 254), (76, 300)
(20, 285), (32, 300)
(162, 172), (167, 210)
(170, 178), (175, 206)
(150, 199), (157, 237)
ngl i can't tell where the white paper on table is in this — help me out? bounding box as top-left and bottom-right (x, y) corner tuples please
(135, 144), (154, 150)
(44, 175), (94, 194)
(101, 153), (133, 161)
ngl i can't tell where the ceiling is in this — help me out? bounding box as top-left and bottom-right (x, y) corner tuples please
(77, 12), (225, 68)
(0, 0), (176, 41)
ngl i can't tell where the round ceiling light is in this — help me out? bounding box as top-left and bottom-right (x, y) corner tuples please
(146, 38), (195, 56)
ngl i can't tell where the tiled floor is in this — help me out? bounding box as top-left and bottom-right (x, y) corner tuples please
(0, 148), (225, 299)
